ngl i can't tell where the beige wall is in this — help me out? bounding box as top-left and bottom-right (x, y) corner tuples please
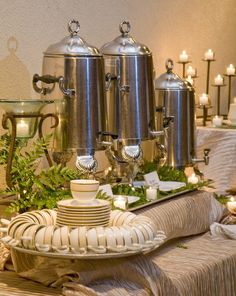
(0, 0), (235, 184)
(0, 0), (235, 110)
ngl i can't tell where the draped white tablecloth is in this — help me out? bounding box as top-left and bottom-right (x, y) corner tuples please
(196, 126), (236, 192)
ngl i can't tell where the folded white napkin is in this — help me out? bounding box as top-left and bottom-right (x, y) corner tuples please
(210, 222), (236, 239)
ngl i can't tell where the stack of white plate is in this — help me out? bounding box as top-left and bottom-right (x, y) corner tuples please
(56, 199), (111, 228)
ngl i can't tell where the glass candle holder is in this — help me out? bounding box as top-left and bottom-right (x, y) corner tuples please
(212, 115), (223, 127)
(146, 186), (158, 201)
(187, 173), (199, 184)
(0, 99), (53, 139)
(113, 195), (128, 210)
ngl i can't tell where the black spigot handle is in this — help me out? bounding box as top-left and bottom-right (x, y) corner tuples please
(98, 131), (118, 140)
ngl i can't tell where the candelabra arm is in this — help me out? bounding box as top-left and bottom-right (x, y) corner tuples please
(38, 113), (59, 167)
(206, 61), (211, 94)
(228, 75), (232, 112)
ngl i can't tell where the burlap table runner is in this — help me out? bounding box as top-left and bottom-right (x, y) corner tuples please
(0, 190), (230, 295)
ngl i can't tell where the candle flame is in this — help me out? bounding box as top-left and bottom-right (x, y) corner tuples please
(230, 197), (235, 202)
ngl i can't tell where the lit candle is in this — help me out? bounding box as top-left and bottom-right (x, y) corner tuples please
(212, 115), (223, 127)
(226, 64), (235, 75)
(16, 119), (29, 137)
(179, 50), (189, 62)
(186, 75), (193, 85)
(186, 66), (196, 77)
(187, 173), (199, 184)
(214, 74), (224, 85)
(227, 197), (236, 214)
(113, 195), (128, 210)
(199, 93), (209, 105)
(204, 49), (214, 60)
(146, 187), (157, 201)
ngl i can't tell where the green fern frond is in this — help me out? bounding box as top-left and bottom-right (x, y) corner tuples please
(0, 133), (84, 214)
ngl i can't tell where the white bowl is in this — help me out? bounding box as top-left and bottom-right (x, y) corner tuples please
(70, 179), (99, 202)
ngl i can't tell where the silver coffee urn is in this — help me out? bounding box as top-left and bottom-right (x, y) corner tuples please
(155, 59), (210, 169)
(100, 21), (161, 180)
(33, 20), (106, 173)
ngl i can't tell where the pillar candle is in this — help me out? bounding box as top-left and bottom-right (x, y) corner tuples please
(204, 49), (214, 60)
(179, 50), (189, 62)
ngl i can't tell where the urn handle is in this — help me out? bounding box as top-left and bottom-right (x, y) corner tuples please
(32, 74), (59, 95)
(58, 77), (75, 97)
(32, 74), (75, 97)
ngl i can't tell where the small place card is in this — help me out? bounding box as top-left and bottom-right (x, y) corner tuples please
(144, 171), (160, 187)
(99, 184), (113, 197)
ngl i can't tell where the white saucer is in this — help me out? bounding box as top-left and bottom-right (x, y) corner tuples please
(159, 181), (186, 192)
(57, 199), (111, 209)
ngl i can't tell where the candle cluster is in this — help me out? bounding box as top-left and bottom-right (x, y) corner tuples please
(177, 48), (235, 125)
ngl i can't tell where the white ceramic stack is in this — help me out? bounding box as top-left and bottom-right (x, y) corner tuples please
(56, 180), (111, 228)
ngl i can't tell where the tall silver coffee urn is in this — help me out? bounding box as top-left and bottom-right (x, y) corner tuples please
(155, 59), (210, 168)
(33, 20), (106, 172)
(100, 21), (161, 169)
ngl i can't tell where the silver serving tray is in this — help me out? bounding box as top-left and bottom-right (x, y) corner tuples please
(11, 244), (157, 260)
(129, 188), (197, 212)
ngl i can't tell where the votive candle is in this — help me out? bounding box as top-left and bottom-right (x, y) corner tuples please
(187, 173), (198, 184)
(146, 187), (157, 201)
(16, 119), (29, 138)
(204, 49), (214, 60)
(179, 50), (189, 62)
(212, 115), (223, 127)
(186, 65), (196, 77)
(214, 74), (224, 85)
(113, 195), (128, 210)
(226, 64), (235, 75)
(199, 93), (209, 105)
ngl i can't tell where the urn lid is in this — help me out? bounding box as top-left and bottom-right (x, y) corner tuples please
(155, 59), (193, 90)
(100, 21), (151, 56)
(44, 20), (102, 57)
